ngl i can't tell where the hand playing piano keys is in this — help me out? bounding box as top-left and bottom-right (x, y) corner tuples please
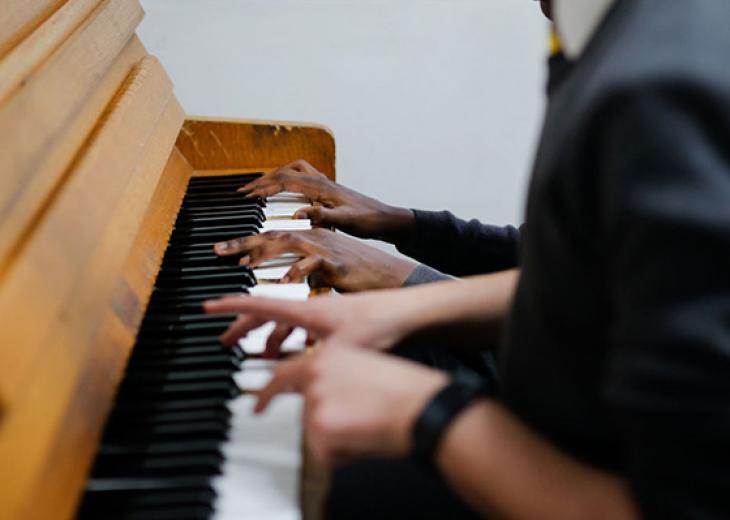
(214, 228), (418, 292)
(255, 345), (448, 466)
(238, 159), (416, 244)
(204, 286), (426, 357)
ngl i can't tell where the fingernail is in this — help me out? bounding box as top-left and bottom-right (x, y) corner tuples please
(216, 242), (228, 252)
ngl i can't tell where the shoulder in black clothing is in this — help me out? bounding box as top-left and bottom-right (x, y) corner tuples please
(501, 1), (730, 517)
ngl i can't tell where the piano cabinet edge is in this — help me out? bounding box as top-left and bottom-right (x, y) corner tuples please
(58, 146), (192, 520)
(177, 117), (337, 182)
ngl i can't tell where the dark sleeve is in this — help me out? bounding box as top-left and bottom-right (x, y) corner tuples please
(598, 86), (730, 518)
(402, 264), (454, 287)
(394, 209), (523, 277)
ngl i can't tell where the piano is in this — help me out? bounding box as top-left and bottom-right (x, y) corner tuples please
(0, 1), (333, 518)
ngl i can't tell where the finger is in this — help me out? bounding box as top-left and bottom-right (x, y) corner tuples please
(236, 171), (280, 194)
(282, 255), (324, 284)
(203, 296), (326, 333)
(241, 184), (286, 199)
(248, 231), (305, 268)
(238, 169), (302, 195)
(294, 205), (351, 230)
(264, 323), (294, 359)
(219, 314), (268, 346)
(250, 172), (328, 201)
(293, 205), (332, 226)
(255, 354), (312, 412)
(214, 235), (260, 256)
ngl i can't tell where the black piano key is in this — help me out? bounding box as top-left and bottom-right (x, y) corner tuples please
(183, 191), (255, 201)
(105, 420), (229, 441)
(132, 344), (244, 361)
(111, 397), (234, 414)
(177, 202), (264, 214)
(79, 493), (214, 520)
(182, 196), (265, 207)
(130, 358), (242, 374)
(179, 212), (264, 225)
(99, 439), (224, 457)
(141, 311), (237, 324)
(158, 265), (251, 276)
(159, 257), (242, 270)
(112, 408), (231, 426)
(94, 453), (224, 478)
(136, 335), (232, 348)
(97, 505), (213, 520)
(138, 321), (234, 338)
(116, 380), (240, 400)
(86, 476), (215, 493)
(152, 283), (250, 298)
(80, 488), (216, 513)
(173, 220), (262, 233)
(187, 180), (258, 189)
(171, 227), (261, 241)
(129, 353), (241, 368)
(172, 220), (261, 233)
(188, 172), (261, 184)
(122, 368), (236, 385)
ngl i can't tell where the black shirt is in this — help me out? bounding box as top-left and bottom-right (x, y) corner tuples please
(501, 0), (730, 517)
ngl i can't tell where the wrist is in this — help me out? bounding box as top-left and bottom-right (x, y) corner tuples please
(391, 368), (449, 456)
(411, 374), (492, 465)
(385, 257), (419, 288)
(377, 205), (416, 244)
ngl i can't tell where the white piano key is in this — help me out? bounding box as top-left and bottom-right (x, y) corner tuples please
(261, 219), (311, 232)
(239, 323), (307, 355)
(213, 394), (302, 520)
(264, 203), (310, 218)
(253, 265), (292, 281)
(258, 254), (301, 269)
(267, 192), (310, 203)
(248, 283), (310, 300)
(234, 359), (277, 391)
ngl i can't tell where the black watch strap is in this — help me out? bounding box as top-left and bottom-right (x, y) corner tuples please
(411, 374), (490, 465)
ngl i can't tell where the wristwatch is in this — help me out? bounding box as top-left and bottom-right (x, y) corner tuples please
(411, 373), (491, 465)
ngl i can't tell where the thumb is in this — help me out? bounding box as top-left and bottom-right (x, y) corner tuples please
(293, 205), (346, 228)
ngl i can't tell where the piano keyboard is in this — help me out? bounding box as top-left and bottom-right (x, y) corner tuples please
(78, 173), (312, 520)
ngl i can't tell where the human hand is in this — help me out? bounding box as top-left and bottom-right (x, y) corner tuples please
(255, 345), (448, 465)
(214, 228), (418, 292)
(204, 288), (423, 357)
(239, 160), (415, 242)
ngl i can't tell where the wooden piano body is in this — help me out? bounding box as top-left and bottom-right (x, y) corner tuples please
(0, 1), (334, 518)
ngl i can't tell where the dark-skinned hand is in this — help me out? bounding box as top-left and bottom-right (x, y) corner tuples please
(239, 159), (415, 243)
(214, 228), (418, 293)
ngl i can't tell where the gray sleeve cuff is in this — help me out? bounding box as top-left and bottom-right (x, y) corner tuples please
(402, 264), (454, 287)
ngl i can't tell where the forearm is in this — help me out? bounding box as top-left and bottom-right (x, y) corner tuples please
(436, 400), (639, 520)
(390, 269), (519, 343)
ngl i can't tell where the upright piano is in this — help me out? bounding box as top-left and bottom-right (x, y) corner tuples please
(0, 1), (334, 518)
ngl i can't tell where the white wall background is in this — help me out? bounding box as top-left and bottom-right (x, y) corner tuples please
(139, 0), (547, 232)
